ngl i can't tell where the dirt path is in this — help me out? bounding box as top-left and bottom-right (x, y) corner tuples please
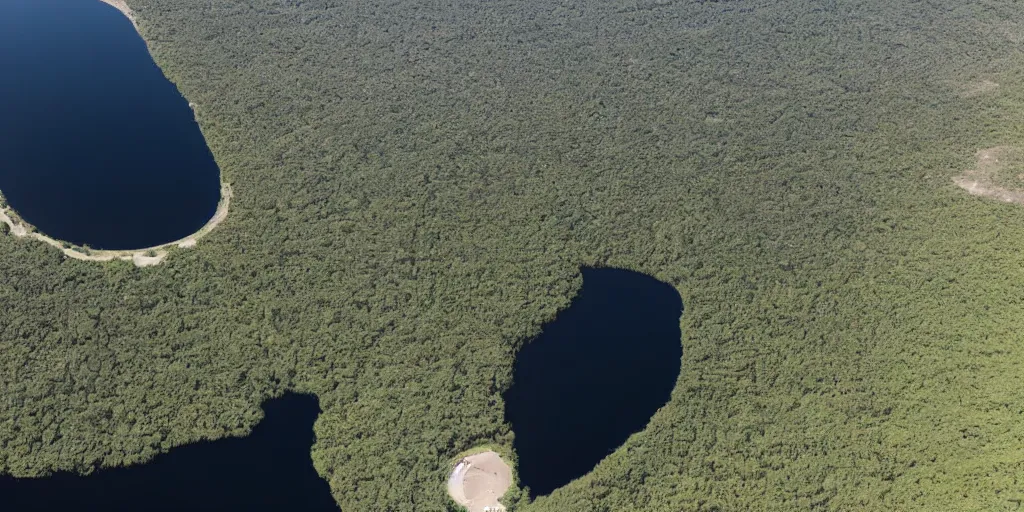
(953, 146), (1024, 205)
(1, 183), (231, 268)
(447, 451), (512, 512)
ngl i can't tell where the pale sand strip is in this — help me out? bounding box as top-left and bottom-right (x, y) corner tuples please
(0, 0), (232, 268)
(1, 183), (232, 267)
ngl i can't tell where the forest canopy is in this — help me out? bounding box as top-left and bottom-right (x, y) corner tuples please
(3, 0), (1024, 510)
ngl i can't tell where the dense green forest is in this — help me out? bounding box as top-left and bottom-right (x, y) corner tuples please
(3, 0), (1024, 509)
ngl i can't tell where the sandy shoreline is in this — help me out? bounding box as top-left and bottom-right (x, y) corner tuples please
(0, 0), (232, 268)
(1, 183), (232, 267)
(98, 0), (139, 31)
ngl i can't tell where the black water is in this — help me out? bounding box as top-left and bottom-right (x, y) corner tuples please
(0, 0), (220, 250)
(504, 267), (683, 497)
(0, 394), (339, 512)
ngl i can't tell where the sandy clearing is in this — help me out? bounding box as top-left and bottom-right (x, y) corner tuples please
(953, 146), (1024, 205)
(447, 451), (512, 512)
(132, 252), (167, 267)
(0, 182), (231, 267)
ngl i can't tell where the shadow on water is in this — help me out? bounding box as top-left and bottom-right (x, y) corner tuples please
(504, 267), (683, 497)
(0, 394), (339, 512)
(0, 0), (220, 250)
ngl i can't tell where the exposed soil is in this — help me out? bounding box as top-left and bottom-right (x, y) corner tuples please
(447, 451), (513, 512)
(953, 146), (1024, 205)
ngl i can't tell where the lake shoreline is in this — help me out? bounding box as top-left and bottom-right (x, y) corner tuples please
(0, 182), (232, 267)
(98, 0), (138, 31)
(0, 0), (232, 268)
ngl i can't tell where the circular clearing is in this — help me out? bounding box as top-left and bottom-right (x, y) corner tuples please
(447, 451), (512, 512)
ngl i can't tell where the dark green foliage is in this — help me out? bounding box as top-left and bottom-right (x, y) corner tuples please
(3, 0), (1024, 510)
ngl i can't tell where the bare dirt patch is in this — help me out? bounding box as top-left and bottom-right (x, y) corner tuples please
(132, 252), (167, 267)
(447, 451), (513, 512)
(953, 147), (1024, 205)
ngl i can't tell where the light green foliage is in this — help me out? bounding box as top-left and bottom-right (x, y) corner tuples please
(3, 0), (1024, 510)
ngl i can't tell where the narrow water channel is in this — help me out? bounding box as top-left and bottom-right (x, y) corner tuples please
(0, 0), (220, 250)
(504, 267), (683, 497)
(0, 394), (339, 511)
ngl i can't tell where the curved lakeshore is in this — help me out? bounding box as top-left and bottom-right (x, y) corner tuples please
(0, 182), (231, 267)
(98, 0), (138, 31)
(0, 0), (230, 267)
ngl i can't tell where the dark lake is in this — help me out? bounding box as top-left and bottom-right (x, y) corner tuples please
(504, 267), (683, 497)
(0, 0), (220, 250)
(0, 394), (339, 511)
